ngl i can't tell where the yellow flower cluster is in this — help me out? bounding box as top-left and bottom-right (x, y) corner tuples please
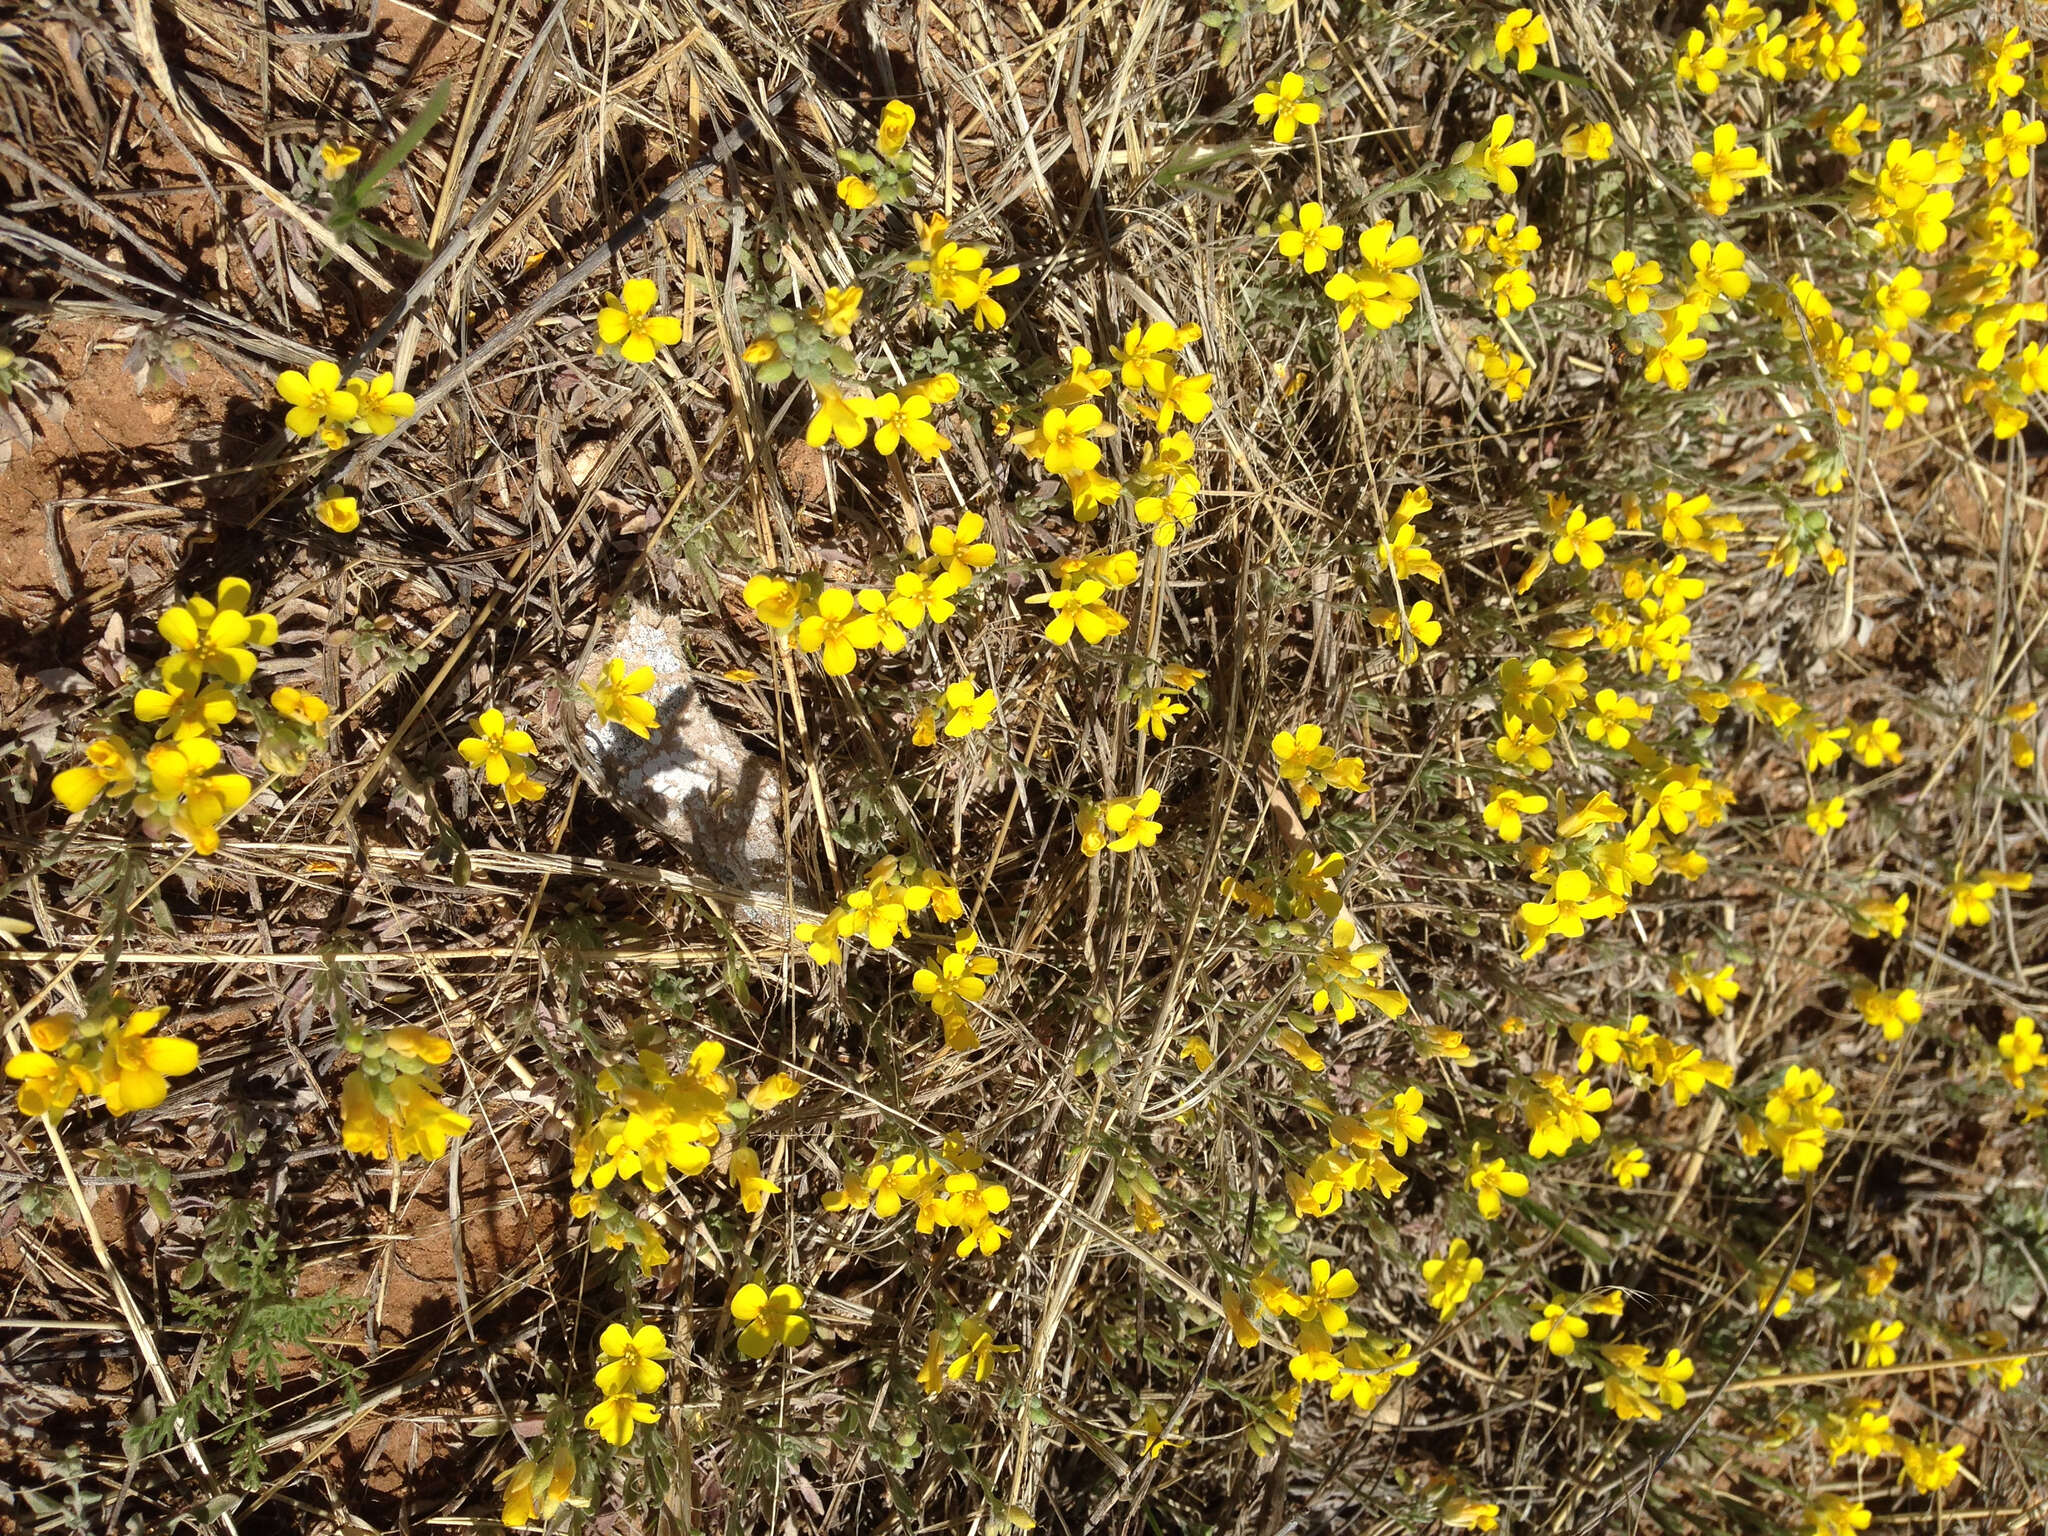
(913, 930), (999, 1052)
(1230, 1259), (1419, 1416)
(499, 1442), (581, 1528)
(1741, 1064), (1844, 1178)
(1324, 222), (1424, 332)
(837, 99), (918, 210)
(338, 1024), (472, 1162)
(1010, 321), (1210, 549)
(917, 1315), (1018, 1394)
(1946, 865), (2031, 926)
(584, 1322), (669, 1445)
(821, 1136), (1013, 1258)
(1078, 789), (1162, 856)
(571, 1042), (734, 1194)
(743, 510), (996, 677)
(1571, 1012), (1735, 1105)
(275, 360), (414, 450)
(794, 854), (965, 964)
(1462, 211), (1541, 318)
(49, 577), (318, 855)
(909, 211), (1019, 330)
(1305, 918), (1408, 1025)
(1590, 1342), (1695, 1421)
(1521, 1071), (1613, 1158)
(1821, 1397), (1967, 1493)
(1287, 1086), (1429, 1218)
(6, 1001), (200, 1120)
(1271, 721), (1367, 816)
(1466, 332), (1532, 400)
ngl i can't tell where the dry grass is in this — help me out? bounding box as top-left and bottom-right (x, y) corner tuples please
(1, 2), (2045, 1534)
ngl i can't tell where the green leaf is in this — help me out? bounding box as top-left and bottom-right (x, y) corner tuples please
(360, 221), (432, 261)
(358, 78), (453, 202)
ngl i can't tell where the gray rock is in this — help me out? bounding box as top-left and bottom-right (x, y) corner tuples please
(574, 601), (788, 905)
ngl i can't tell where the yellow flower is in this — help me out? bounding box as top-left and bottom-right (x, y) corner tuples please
(1135, 688), (1190, 738)
(276, 359), (359, 447)
(1562, 121), (1614, 161)
(1998, 1015), (2042, 1087)
(938, 678), (997, 737)
(1252, 72), (1322, 144)
(928, 512), (997, 584)
(1468, 1151), (1529, 1219)
(1275, 202), (1345, 273)
(1602, 250), (1662, 314)
(1442, 1497), (1501, 1532)
(51, 737), (140, 814)
(1494, 8), (1550, 70)
(954, 260), (1020, 329)
(1852, 985), (1922, 1042)
(1805, 795), (1848, 836)
(585, 658), (659, 739)
(131, 736), (252, 854)
(157, 576), (278, 692)
(1530, 1301), (1588, 1355)
(1849, 1317), (1903, 1368)
(796, 587), (882, 675)
(584, 1394), (659, 1446)
(1758, 1064), (1843, 1177)
(1804, 1495), (1872, 1536)
(1422, 1239), (1483, 1319)
(742, 574), (806, 631)
(1895, 1433), (1965, 1494)
(270, 686), (330, 734)
(1324, 220), (1425, 332)
(1457, 113), (1537, 195)
(875, 99), (915, 156)
(1082, 788), (1163, 854)
(837, 175), (879, 209)
(1553, 507), (1616, 569)
(946, 1317), (1018, 1382)
(1029, 578), (1126, 646)
(7, 1003), (200, 1120)
(1691, 123), (1767, 215)
(868, 391), (950, 460)
(730, 1146), (781, 1213)
(344, 372), (416, 435)
(1134, 1403), (1186, 1459)
(1036, 403), (1106, 477)
(1482, 786), (1548, 843)
(340, 1069), (472, 1160)
(1869, 368), (1927, 430)
(314, 485), (359, 533)
(731, 1281), (810, 1358)
(317, 142), (360, 179)
(1975, 25), (2031, 107)
(1675, 28), (1727, 92)
(594, 1322), (671, 1397)
(459, 708), (538, 787)
(596, 279), (684, 364)
(1608, 1143), (1650, 1187)
(807, 386), (871, 449)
